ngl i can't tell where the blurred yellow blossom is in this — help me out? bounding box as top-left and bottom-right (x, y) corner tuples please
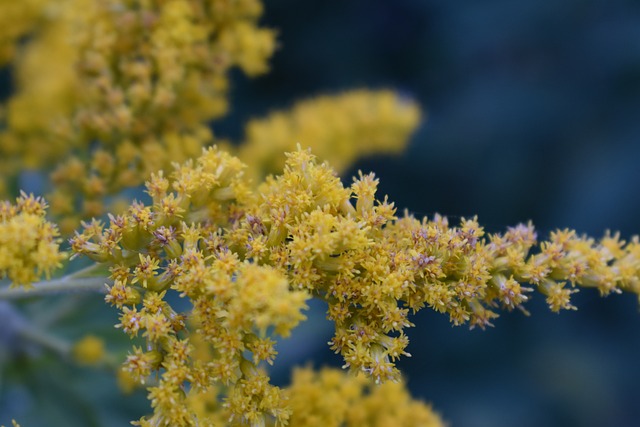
(0, 0), (46, 65)
(239, 89), (422, 180)
(286, 367), (444, 427)
(0, 0), (276, 230)
(72, 334), (106, 366)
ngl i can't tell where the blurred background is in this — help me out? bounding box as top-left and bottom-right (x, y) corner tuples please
(2, 1), (640, 426)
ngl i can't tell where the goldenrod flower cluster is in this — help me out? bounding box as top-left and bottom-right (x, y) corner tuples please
(0, 0), (276, 229)
(238, 90), (422, 180)
(0, 192), (66, 288)
(287, 367), (442, 427)
(0, 0), (424, 237)
(0, 0), (46, 65)
(71, 147), (306, 426)
(69, 145), (640, 425)
(0, 0), (78, 176)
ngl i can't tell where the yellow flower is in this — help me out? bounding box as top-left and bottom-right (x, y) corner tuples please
(72, 335), (106, 366)
(0, 193), (66, 288)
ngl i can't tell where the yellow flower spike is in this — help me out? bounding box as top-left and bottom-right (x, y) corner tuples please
(239, 90), (422, 180)
(66, 144), (640, 425)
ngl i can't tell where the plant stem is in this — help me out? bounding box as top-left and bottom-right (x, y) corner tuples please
(0, 301), (71, 357)
(66, 263), (107, 279)
(0, 277), (109, 300)
(17, 323), (71, 357)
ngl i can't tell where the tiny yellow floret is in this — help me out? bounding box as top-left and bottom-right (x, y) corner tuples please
(72, 335), (106, 365)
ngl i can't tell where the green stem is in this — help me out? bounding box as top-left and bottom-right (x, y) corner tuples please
(0, 277), (110, 300)
(35, 294), (91, 328)
(17, 323), (71, 357)
(66, 263), (107, 279)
